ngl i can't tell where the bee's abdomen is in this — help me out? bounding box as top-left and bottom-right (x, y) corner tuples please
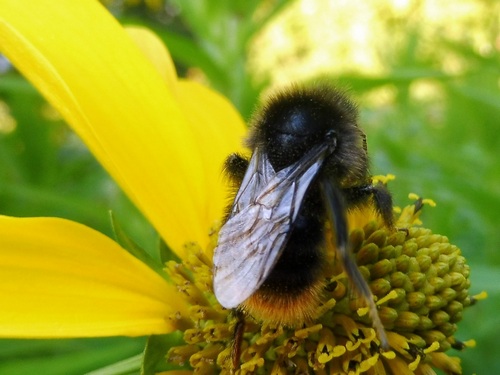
(264, 185), (325, 288)
(259, 218), (324, 294)
(240, 233), (325, 326)
(240, 193), (326, 326)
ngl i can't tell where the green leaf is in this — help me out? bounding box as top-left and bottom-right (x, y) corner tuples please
(0, 337), (145, 375)
(85, 354), (142, 375)
(109, 211), (167, 280)
(141, 336), (167, 375)
(141, 334), (184, 375)
(158, 236), (181, 265)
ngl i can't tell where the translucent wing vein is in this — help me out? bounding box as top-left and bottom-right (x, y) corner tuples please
(213, 144), (332, 308)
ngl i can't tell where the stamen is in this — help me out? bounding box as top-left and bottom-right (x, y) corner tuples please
(166, 195), (476, 374)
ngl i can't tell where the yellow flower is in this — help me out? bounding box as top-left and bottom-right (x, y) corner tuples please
(0, 0), (245, 338)
(0, 1), (477, 374)
(167, 198), (476, 375)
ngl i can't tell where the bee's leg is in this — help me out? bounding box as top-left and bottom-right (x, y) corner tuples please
(343, 182), (394, 229)
(320, 180), (389, 350)
(224, 153), (249, 185)
(413, 197), (424, 213)
(397, 197), (425, 237)
(369, 182), (394, 228)
(222, 154), (250, 222)
(231, 310), (245, 369)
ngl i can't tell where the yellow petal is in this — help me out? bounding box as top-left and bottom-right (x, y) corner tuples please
(124, 27), (248, 232)
(0, 1), (245, 258)
(0, 216), (185, 338)
(125, 26), (247, 234)
(125, 26), (178, 93)
(178, 80), (247, 230)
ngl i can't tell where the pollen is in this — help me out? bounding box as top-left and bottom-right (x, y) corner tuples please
(167, 195), (478, 374)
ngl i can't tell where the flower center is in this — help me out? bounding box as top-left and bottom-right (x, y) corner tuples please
(167, 198), (476, 374)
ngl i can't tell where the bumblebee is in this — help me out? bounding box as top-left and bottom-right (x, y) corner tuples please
(213, 84), (393, 353)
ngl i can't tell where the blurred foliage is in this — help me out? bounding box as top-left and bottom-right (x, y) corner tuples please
(0, 337), (146, 375)
(0, 0), (498, 374)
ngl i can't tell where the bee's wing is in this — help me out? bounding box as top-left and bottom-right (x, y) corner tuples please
(213, 144), (331, 308)
(229, 147), (275, 215)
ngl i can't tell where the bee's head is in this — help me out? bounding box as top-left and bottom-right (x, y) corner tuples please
(248, 85), (367, 178)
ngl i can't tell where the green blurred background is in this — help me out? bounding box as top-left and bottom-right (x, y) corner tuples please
(0, 0), (498, 374)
